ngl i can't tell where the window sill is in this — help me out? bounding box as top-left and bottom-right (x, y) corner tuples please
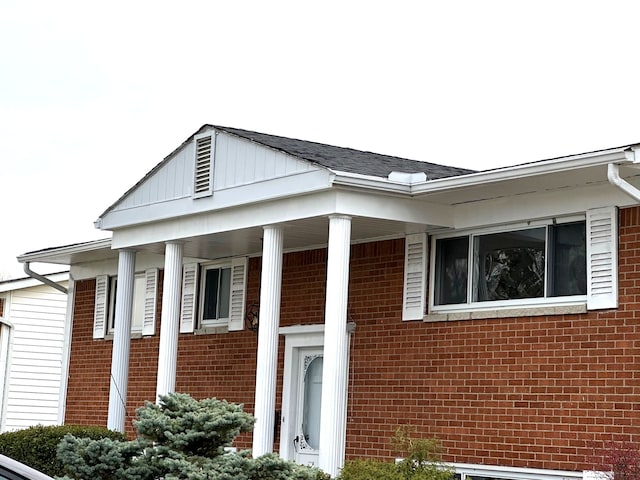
(194, 325), (229, 335)
(103, 332), (144, 340)
(424, 303), (587, 322)
(101, 332), (145, 341)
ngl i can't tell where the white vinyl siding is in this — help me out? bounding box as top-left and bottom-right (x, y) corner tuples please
(2, 283), (67, 431)
(105, 129), (320, 215)
(402, 233), (427, 321)
(586, 206), (618, 310)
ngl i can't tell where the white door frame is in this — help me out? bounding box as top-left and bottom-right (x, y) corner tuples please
(279, 323), (355, 463)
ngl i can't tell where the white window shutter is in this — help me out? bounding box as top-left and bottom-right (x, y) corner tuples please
(93, 275), (109, 339)
(228, 257), (247, 331)
(587, 206), (618, 310)
(403, 233), (427, 321)
(141, 268), (158, 336)
(180, 263), (199, 333)
(193, 134), (214, 198)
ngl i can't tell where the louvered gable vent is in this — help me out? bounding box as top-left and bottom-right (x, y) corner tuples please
(193, 134), (214, 198)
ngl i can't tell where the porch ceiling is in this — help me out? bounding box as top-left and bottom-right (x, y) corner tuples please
(138, 215), (422, 261)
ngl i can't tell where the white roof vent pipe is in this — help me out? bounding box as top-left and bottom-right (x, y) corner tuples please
(388, 171), (427, 184)
(608, 163), (640, 202)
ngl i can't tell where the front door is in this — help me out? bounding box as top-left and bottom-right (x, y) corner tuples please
(294, 348), (323, 466)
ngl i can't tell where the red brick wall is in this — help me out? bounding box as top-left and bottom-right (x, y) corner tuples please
(65, 206), (640, 472)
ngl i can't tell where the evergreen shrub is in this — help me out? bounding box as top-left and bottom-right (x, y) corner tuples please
(57, 393), (326, 480)
(0, 424), (125, 477)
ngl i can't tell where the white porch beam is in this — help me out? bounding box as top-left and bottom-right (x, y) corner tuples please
(156, 241), (184, 401)
(319, 215), (352, 477)
(252, 225), (284, 458)
(107, 248), (136, 432)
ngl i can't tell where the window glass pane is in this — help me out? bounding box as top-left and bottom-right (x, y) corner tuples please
(435, 237), (469, 305)
(218, 268), (231, 318)
(473, 228), (545, 302)
(548, 221), (586, 297)
(131, 274), (146, 330)
(203, 268), (220, 320)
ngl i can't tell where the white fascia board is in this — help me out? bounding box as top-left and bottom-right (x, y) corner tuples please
(17, 239), (112, 265)
(331, 170), (413, 192)
(111, 190), (342, 249)
(98, 169), (333, 231)
(110, 189), (453, 249)
(412, 148), (633, 195)
(0, 273), (69, 293)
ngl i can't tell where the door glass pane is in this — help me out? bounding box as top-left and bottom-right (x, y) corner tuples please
(302, 356), (323, 450)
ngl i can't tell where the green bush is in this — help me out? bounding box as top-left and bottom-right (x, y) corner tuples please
(57, 393), (325, 480)
(0, 424), (126, 477)
(338, 427), (453, 480)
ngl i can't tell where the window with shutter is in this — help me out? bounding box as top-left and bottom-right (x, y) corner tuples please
(179, 257), (247, 333)
(193, 134), (214, 198)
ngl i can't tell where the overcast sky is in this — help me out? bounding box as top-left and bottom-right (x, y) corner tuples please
(2, 1), (640, 279)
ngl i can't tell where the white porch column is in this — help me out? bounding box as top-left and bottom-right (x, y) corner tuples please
(108, 248), (136, 432)
(156, 241), (184, 402)
(252, 225), (284, 458)
(319, 215), (351, 478)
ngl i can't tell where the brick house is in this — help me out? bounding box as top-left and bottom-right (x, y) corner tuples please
(18, 126), (640, 479)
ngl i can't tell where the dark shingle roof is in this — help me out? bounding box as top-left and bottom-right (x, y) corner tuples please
(214, 126), (475, 179)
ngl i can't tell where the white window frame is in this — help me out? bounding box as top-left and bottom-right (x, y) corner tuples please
(107, 274), (145, 334)
(430, 216), (588, 314)
(198, 262), (233, 329)
(449, 462), (587, 480)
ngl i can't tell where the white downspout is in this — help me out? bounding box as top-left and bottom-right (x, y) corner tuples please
(22, 262), (67, 294)
(607, 163), (640, 202)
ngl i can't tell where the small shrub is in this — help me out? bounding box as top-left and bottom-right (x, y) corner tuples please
(338, 459), (403, 480)
(338, 427), (453, 480)
(599, 441), (640, 480)
(0, 424), (125, 477)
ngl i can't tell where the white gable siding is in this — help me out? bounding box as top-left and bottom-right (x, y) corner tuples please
(214, 132), (316, 189)
(110, 130), (319, 214)
(2, 283), (67, 431)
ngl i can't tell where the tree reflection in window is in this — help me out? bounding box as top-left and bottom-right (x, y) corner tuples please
(473, 228), (545, 302)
